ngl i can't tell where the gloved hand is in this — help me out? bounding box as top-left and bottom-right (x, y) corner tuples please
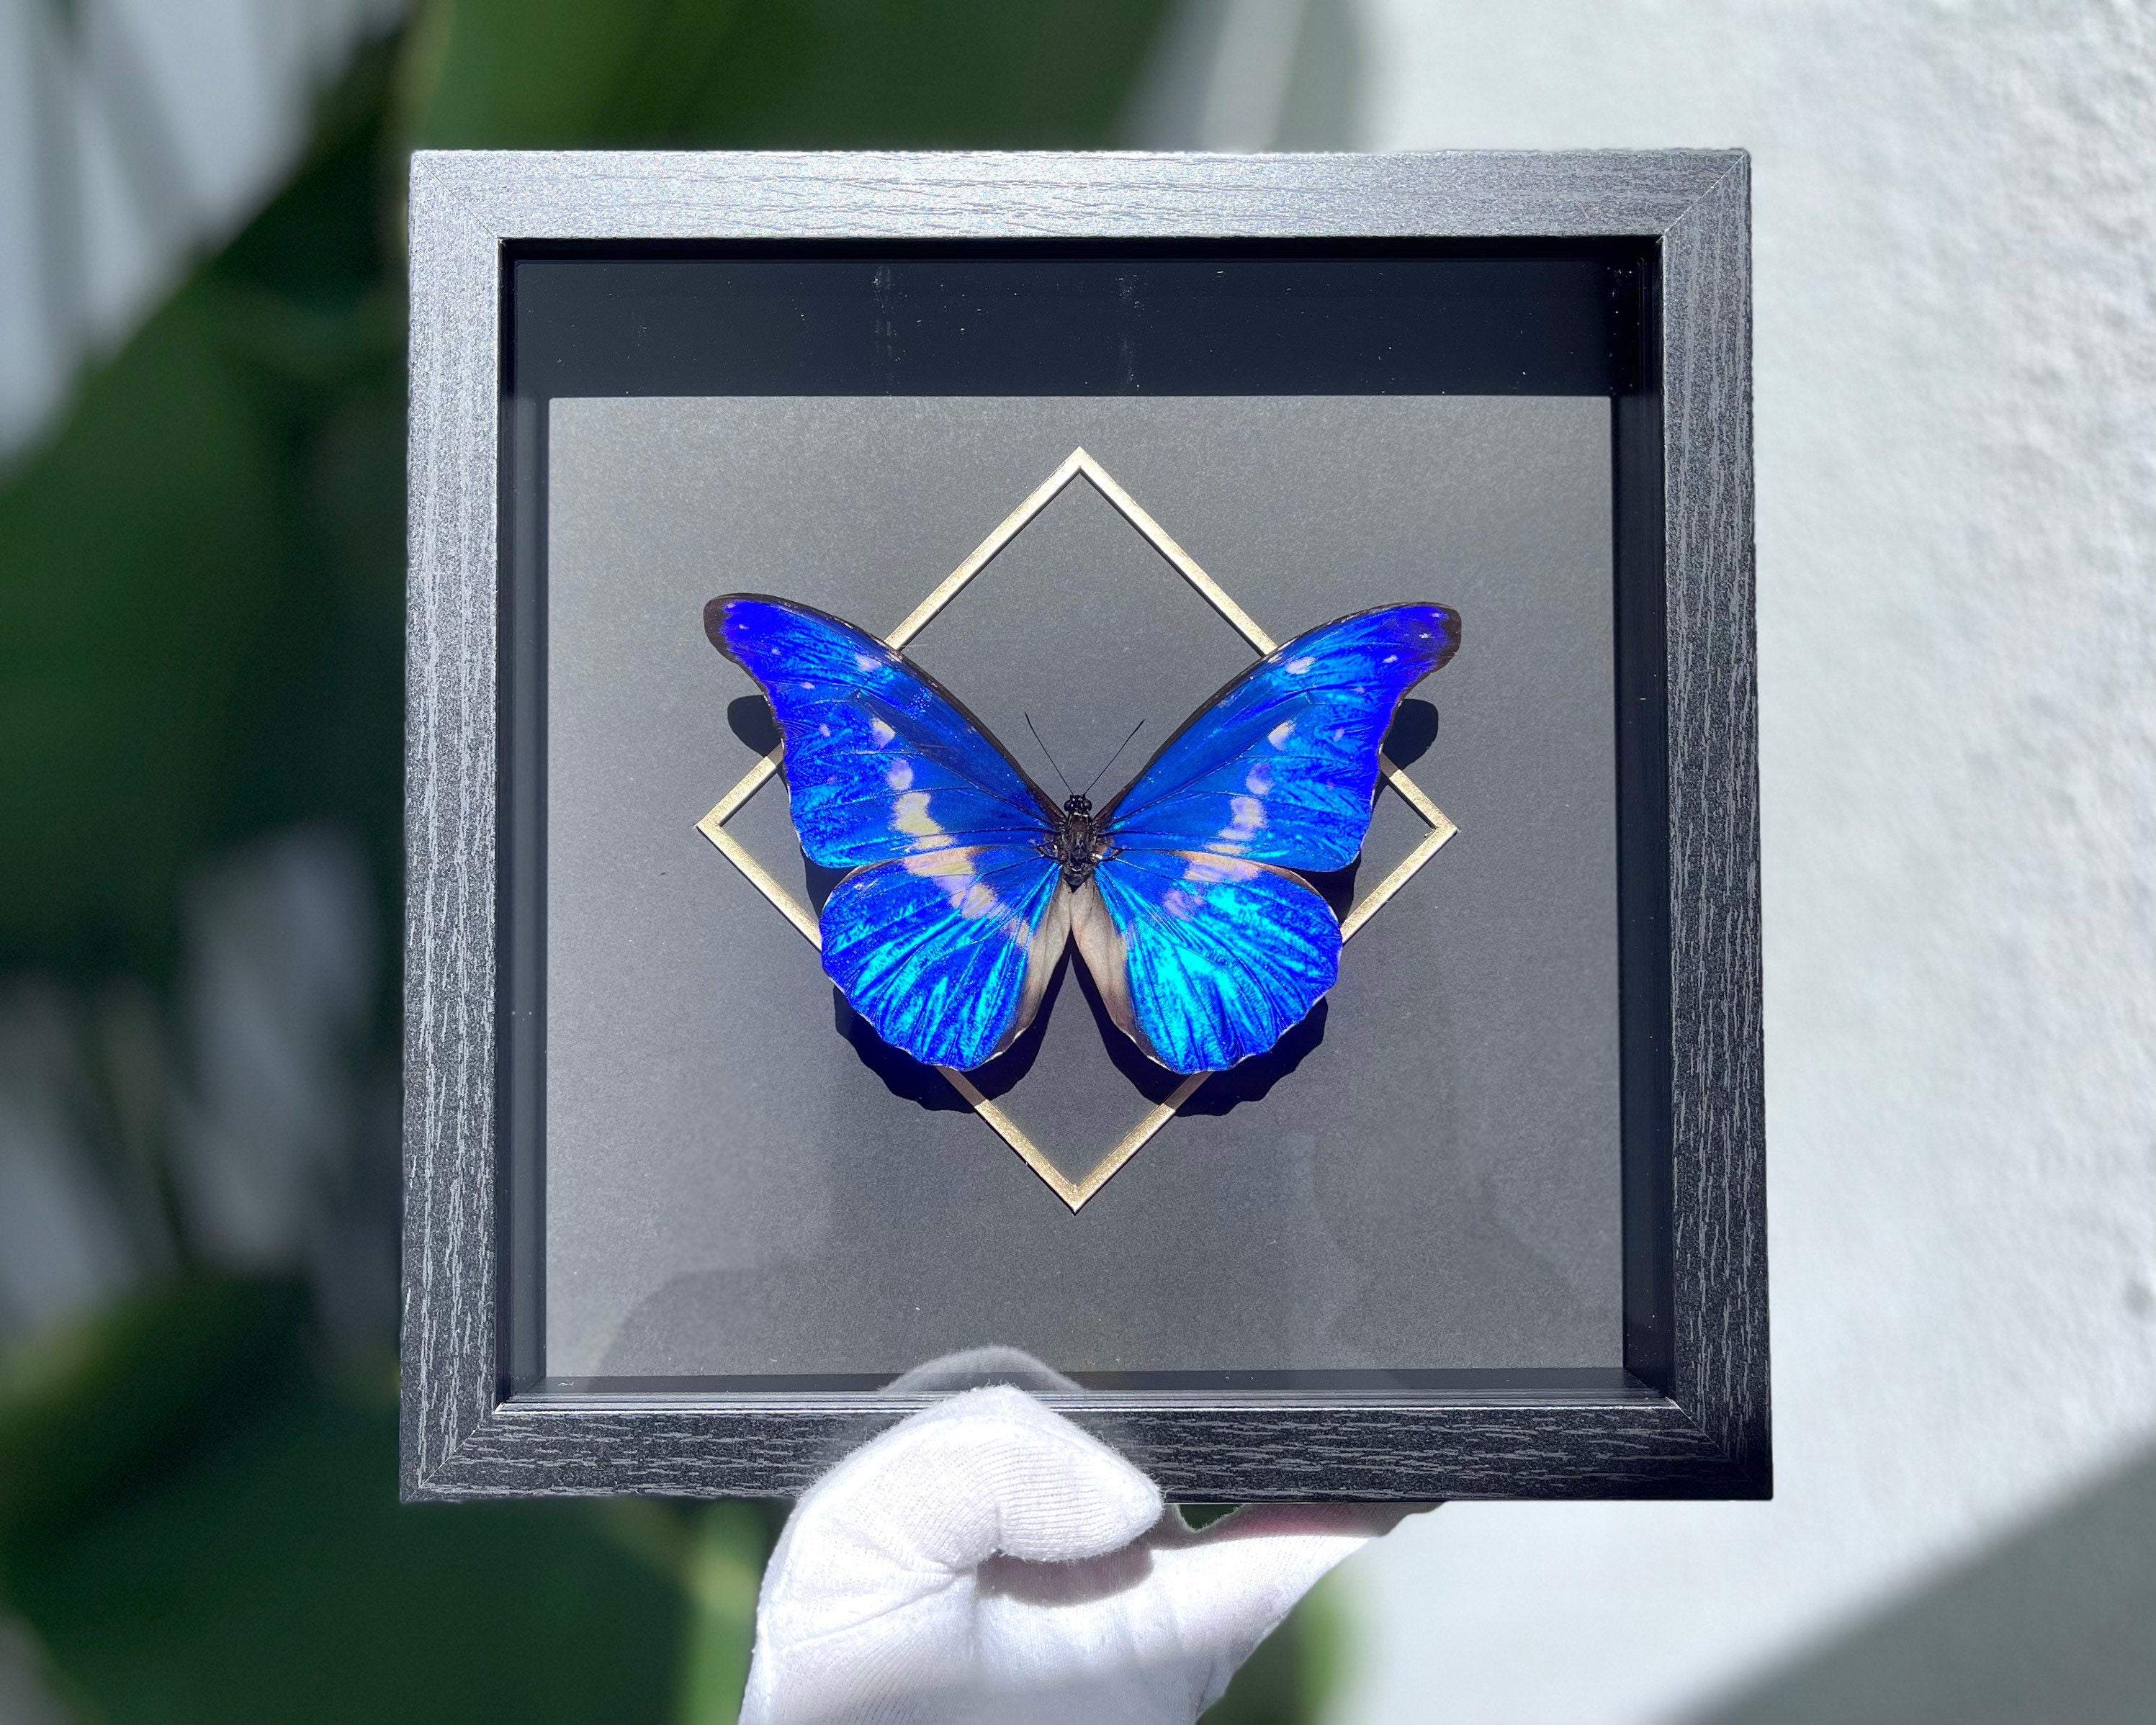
(741, 1381), (1419, 1724)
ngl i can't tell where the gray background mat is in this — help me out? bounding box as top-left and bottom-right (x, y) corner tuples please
(543, 395), (1620, 1380)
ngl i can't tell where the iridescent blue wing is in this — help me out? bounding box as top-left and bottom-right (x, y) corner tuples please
(706, 594), (1056, 868)
(1100, 604), (1461, 872)
(1072, 854), (1339, 1074)
(1078, 603), (1461, 1072)
(706, 595), (1066, 1069)
(822, 842), (1069, 1071)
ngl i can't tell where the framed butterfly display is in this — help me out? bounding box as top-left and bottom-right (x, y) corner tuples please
(403, 152), (1766, 1504)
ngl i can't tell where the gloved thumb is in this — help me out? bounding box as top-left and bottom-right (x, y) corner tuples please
(746, 1387), (1166, 1725)
(765, 1386), (1162, 1606)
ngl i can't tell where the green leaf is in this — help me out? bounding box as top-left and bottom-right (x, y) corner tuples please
(0, 1278), (307, 1545)
(405, 0), (1173, 148)
(1, 1293), (712, 1723)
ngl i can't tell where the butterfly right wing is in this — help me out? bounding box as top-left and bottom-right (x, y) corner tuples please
(706, 595), (1066, 1069)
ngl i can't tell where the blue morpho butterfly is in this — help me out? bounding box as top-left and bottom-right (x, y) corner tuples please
(705, 594), (1462, 1076)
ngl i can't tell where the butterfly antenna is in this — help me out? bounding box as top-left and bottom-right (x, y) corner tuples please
(1023, 713), (1074, 796)
(1082, 719), (1147, 798)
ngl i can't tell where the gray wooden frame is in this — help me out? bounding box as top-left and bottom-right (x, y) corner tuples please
(403, 150), (1762, 1501)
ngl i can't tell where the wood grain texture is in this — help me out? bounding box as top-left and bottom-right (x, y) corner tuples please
(401, 168), (506, 1497)
(402, 150), (1765, 1501)
(1660, 158), (1769, 1491)
(419, 148), (1739, 242)
(424, 1398), (1751, 1502)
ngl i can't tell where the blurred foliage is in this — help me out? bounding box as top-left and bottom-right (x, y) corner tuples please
(0, 1), (1345, 1720)
(0, 1279), (758, 1723)
(404, 0), (1171, 148)
(1210, 1576), (1351, 1725)
(0, 0), (1174, 983)
(0, 43), (406, 980)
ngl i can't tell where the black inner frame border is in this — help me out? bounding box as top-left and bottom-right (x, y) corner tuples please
(494, 237), (1670, 1402)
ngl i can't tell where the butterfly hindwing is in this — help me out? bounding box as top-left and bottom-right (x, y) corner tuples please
(1072, 852), (1341, 1074)
(822, 842), (1069, 1071)
(708, 595), (1065, 1068)
(1102, 604), (1461, 873)
(707, 595), (1054, 870)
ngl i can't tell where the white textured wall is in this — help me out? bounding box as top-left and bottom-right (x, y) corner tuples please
(1329, 4), (2156, 1721)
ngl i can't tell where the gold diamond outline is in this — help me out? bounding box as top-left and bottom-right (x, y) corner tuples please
(696, 448), (1459, 1212)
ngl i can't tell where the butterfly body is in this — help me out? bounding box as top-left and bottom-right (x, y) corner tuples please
(706, 592), (1460, 1074)
(1046, 793), (1108, 890)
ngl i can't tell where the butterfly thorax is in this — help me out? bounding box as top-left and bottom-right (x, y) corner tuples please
(1049, 793), (1108, 890)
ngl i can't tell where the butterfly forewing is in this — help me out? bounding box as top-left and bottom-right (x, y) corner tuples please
(1101, 605), (1461, 873)
(707, 595), (1056, 870)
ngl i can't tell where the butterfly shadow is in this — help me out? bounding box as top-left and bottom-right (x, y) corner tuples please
(728, 694), (783, 755)
(1385, 697), (1439, 767)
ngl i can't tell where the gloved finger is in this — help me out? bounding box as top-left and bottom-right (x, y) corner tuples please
(770, 1385), (1163, 1595)
(1126, 1503), (1437, 1690)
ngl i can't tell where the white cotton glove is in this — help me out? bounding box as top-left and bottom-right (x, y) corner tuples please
(741, 1382), (1419, 1725)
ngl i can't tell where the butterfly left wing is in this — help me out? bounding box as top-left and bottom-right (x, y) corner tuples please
(822, 840), (1069, 1071)
(707, 594), (1066, 1070)
(708, 594), (1056, 868)
(1077, 603), (1460, 1073)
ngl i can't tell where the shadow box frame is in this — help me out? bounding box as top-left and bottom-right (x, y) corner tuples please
(401, 150), (1765, 1503)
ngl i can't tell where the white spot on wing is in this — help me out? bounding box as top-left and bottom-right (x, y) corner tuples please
(1181, 852), (1257, 887)
(1267, 719), (1296, 748)
(870, 716), (896, 748)
(1285, 655), (1316, 675)
(892, 790), (939, 841)
(1214, 794), (1265, 852)
(899, 836), (1012, 924)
